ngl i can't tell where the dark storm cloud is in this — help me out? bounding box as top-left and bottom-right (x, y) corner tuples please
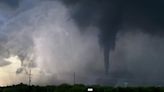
(0, 0), (20, 7)
(61, 0), (164, 75)
(62, 0), (164, 33)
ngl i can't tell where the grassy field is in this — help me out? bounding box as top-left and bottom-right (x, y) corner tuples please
(0, 83), (164, 92)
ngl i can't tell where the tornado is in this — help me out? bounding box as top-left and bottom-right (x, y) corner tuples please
(62, 0), (123, 75)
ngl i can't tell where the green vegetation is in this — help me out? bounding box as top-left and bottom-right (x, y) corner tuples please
(0, 83), (164, 92)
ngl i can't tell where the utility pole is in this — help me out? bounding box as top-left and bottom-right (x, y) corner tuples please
(28, 68), (31, 86)
(73, 72), (75, 85)
(28, 59), (32, 86)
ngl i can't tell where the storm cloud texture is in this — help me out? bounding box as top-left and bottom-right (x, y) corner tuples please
(0, 0), (164, 86)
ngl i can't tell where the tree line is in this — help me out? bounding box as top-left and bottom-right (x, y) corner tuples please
(0, 83), (164, 92)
